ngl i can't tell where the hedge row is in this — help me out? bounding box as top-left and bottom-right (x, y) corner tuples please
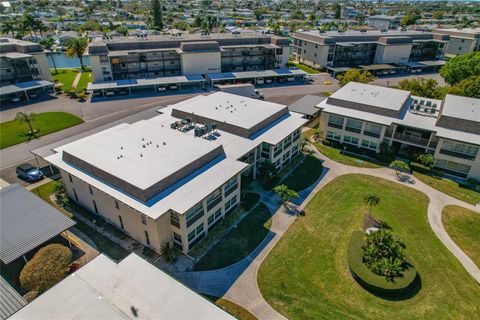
(347, 230), (419, 298)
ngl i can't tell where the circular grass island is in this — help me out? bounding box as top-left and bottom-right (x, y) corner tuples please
(347, 230), (419, 299)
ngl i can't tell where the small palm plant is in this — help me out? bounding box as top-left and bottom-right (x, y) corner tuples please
(161, 242), (178, 263)
(363, 194), (380, 215)
(15, 112), (36, 135)
(274, 184), (299, 207)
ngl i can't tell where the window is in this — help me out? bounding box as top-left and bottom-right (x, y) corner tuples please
(186, 202), (204, 227)
(208, 208), (223, 226)
(170, 212), (180, 228)
(141, 214), (147, 225)
(196, 224), (204, 234)
(361, 139), (377, 151)
(326, 131), (341, 141)
(328, 115), (344, 129)
(441, 141), (478, 157)
(283, 135), (292, 149)
(363, 123), (382, 138)
(73, 188), (78, 202)
(114, 200), (119, 210)
(144, 230), (150, 246)
(224, 177), (238, 197)
(225, 196), (238, 212)
(188, 230), (196, 242)
(343, 135), (359, 145)
(88, 185), (93, 195)
(173, 232), (182, 244)
(188, 223), (205, 244)
(92, 200), (98, 214)
(69, 174), (73, 183)
(206, 189), (222, 211)
(119, 215), (124, 229)
(435, 159), (471, 174)
(273, 144), (283, 157)
(345, 118), (362, 133)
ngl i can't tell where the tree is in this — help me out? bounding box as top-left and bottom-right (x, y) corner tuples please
(15, 112), (36, 134)
(432, 11), (444, 20)
(19, 244), (72, 293)
(39, 37), (58, 74)
(398, 78), (445, 99)
(116, 25), (129, 36)
(451, 75), (480, 99)
(161, 242), (178, 263)
(334, 4), (341, 19)
(400, 14), (419, 27)
(1, 18), (17, 37)
(259, 162), (277, 183)
(289, 22), (297, 34)
(390, 160), (410, 175)
(22, 13), (36, 37)
(151, 0), (163, 30)
(54, 180), (69, 206)
(440, 52), (480, 85)
(362, 229), (408, 281)
(363, 194), (380, 215)
(65, 37), (88, 70)
(337, 69), (375, 87)
(308, 12), (316, 26)
(415, 153), (435, 167)
(274, 184), (299, 206)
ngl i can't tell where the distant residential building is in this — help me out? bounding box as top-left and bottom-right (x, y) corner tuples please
(434, 28), (480, 57)
(292, 30), (449, 70)
(0, 37), (54, 102)
(87, 32), (290, 82)
(10, 253), (235, 320)
(317, 82), (480, 180)
(367, 15), (402, 30)
(42, 92), (306, 254)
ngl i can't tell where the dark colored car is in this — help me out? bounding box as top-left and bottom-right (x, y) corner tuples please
(16, 163), (44, 182)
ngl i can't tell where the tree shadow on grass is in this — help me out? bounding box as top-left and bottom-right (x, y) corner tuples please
(353, 271), (422, 301)
(19, 130), (40, 142)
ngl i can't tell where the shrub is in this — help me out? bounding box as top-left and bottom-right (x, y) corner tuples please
(348, 231), (418, 298)
(467, 177), (478, 187)
(415, 153), (435, 167)
(161, 242), (178, 263)
(19, 243), (72, 293)
(66, 89), (77, 98)
(77, 92), (86, 101)
(430, 168), (444, 177)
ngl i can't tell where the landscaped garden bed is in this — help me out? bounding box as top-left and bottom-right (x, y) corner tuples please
(258, 174), (480, 319)
(193, 202), (271, 271)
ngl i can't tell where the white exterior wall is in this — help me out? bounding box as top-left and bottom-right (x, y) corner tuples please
(32, 52), (51, 81)
(318, 112), (387, 153)
(90, 55), (112, 82)
(445, 37), (478, 56)
(433, 138), (480, 180)
(181, 52), (221, 75)
(294, 40), (329, 68)
(374, 44), (412, 64)
(280, 46), (290, 67)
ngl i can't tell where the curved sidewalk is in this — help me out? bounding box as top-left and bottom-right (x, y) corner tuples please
(176, 149), (480, 320)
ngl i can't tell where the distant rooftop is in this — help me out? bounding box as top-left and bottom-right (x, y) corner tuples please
(0, 37), (44, 54)
(171, 92), (289, 138)
(10, 254), (235, 320)
(434, 28), (480, 39)
(436, 94), (480, 134)
(368, 15), (402, 21)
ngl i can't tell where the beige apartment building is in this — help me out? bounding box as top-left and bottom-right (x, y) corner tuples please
(317, 82), (480, 180)
(43, 92), (306, 254)
(434, 28), (480, 57)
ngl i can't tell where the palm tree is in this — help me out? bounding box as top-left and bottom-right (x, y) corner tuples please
(22, 14), (36, 37)
(39, 37), (58, 74)
(15, 112), (36, 135)
(161, 242), (177, 263)
(65, 37), (88, 70)
(259, 162), (277, 183)
(308, 12), (316, 26)
(273, 184), (299, 206)
(1, 18), (17, 37)
(363, 194), (380, 215)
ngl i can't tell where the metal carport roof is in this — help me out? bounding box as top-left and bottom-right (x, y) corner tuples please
(0, 184), (76, 264)
(288, 95), (325, 116)
(0, 80), (54, 96)
(87, 75), (205, 91)
(0, 277), (26, 320)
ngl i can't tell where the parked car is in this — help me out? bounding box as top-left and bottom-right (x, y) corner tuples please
(16, 163), (44, 182)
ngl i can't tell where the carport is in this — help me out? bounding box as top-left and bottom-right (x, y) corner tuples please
(288, 95), (325, 119)
(0, 184), (76, 265)
(326, 66), (352, 77)
(359, 64), (402, 76)
(207, 68), (307, 87)
(399, 60), (446, 74)
(87, 75), (206, 97)
(0, 80), (55, 103)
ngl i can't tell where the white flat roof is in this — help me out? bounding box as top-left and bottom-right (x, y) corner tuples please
(173, 92), (288, 131)
(441, 94), (480, 122)
(61, 120), (221, 191)
(10, 254), (234, 320)
(329, 82), (410, 112)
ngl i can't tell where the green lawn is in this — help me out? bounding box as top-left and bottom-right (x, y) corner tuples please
(258, 174), (480, 319)
(51, 68), (78, 91)
(0, 112), (84, 149)
(413, 171), (480, 205)
(204, 295), (258, 320)
(281, 155), (323, 191)
(442, 205), (480, 267)
(76, 71), (92, 92)
(289, 61), (321, 74)
(194, 203), (272, 271)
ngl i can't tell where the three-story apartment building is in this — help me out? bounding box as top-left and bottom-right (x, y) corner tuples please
(43, 92), (306, 254)
(317, 82), (480, 180)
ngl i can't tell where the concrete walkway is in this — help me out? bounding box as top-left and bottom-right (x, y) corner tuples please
(71, 71), (82, 89)
(174, 146), (480, 319)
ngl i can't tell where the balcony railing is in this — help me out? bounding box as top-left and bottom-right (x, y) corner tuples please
(364, 130), (381, 138)
(393, 132), (428, 146)
(345, 126), (361, 134)
(327, 122), (343, 129)
(439, 149), (476, 161)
